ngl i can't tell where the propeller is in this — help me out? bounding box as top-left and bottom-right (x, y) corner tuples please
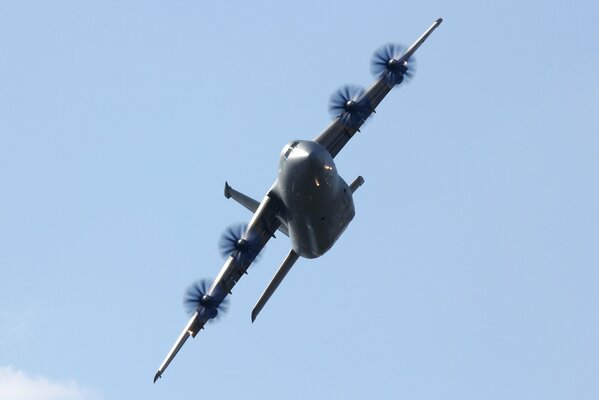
(218, 223), (261, 264)
(371, 43), (415, 86)
(183, 279), (229, 320)
(328, 85), (371, 126)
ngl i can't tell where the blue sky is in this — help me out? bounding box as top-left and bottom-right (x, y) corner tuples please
(1, 1), (598, 399)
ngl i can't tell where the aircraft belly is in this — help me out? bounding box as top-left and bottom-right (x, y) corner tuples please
(277, 140), (356, 258)
(286, 181), (355, 259)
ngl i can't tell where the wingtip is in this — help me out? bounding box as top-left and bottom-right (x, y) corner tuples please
(153, 371), (161, 383)
(436, 17), (443, 24)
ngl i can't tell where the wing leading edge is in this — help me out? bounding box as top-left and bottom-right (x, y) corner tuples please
(314, 18), (443, 158)
(154, 190), (283, 382)
(154, 18), (443, 382)
(154, 312), (201, 383)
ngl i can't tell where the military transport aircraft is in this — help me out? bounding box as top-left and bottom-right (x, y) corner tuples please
(154, 18), (442, 382)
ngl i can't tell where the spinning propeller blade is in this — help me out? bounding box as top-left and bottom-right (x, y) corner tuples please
(154, 17), (443, 385)
(183, 279), (229, 320)
(328, 84), (371, 126)
(218, 223), (261, 264)
(370, 43), (415, 86)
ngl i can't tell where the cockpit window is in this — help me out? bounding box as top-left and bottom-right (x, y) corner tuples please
(283, 141), (300, 159)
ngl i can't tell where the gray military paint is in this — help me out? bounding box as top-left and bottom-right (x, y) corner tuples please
(275, 140), (355, 259)
(154, 17), (443, 383)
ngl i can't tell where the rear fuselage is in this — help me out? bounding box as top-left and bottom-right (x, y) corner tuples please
(275, 140), (355, 258)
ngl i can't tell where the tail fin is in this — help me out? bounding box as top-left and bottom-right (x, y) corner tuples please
(251, 249), (300, 322)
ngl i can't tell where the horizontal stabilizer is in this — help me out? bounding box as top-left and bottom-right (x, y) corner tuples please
(224, 181), (260, 213)
(251, 249), (300, 322)
(225, 182), (289, 236)
(349, 176), (365, 193)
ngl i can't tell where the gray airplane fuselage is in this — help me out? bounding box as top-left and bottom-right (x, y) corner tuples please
(154, 19), (443, 382)
(274, 140), (355, 259)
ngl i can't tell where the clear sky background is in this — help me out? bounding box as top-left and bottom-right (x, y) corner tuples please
(1, 1), (597, 399)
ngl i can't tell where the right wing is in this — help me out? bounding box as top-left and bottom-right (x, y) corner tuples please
(314, 18), (442, 158)
(154, 312), (202, 383)
(154, 190), (283, 382)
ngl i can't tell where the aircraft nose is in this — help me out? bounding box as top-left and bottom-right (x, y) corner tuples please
(279, 141), (331, 183)
(289, 144), (324, 165)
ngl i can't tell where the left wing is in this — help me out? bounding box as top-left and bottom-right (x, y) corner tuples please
(314, 18), (442, 158)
